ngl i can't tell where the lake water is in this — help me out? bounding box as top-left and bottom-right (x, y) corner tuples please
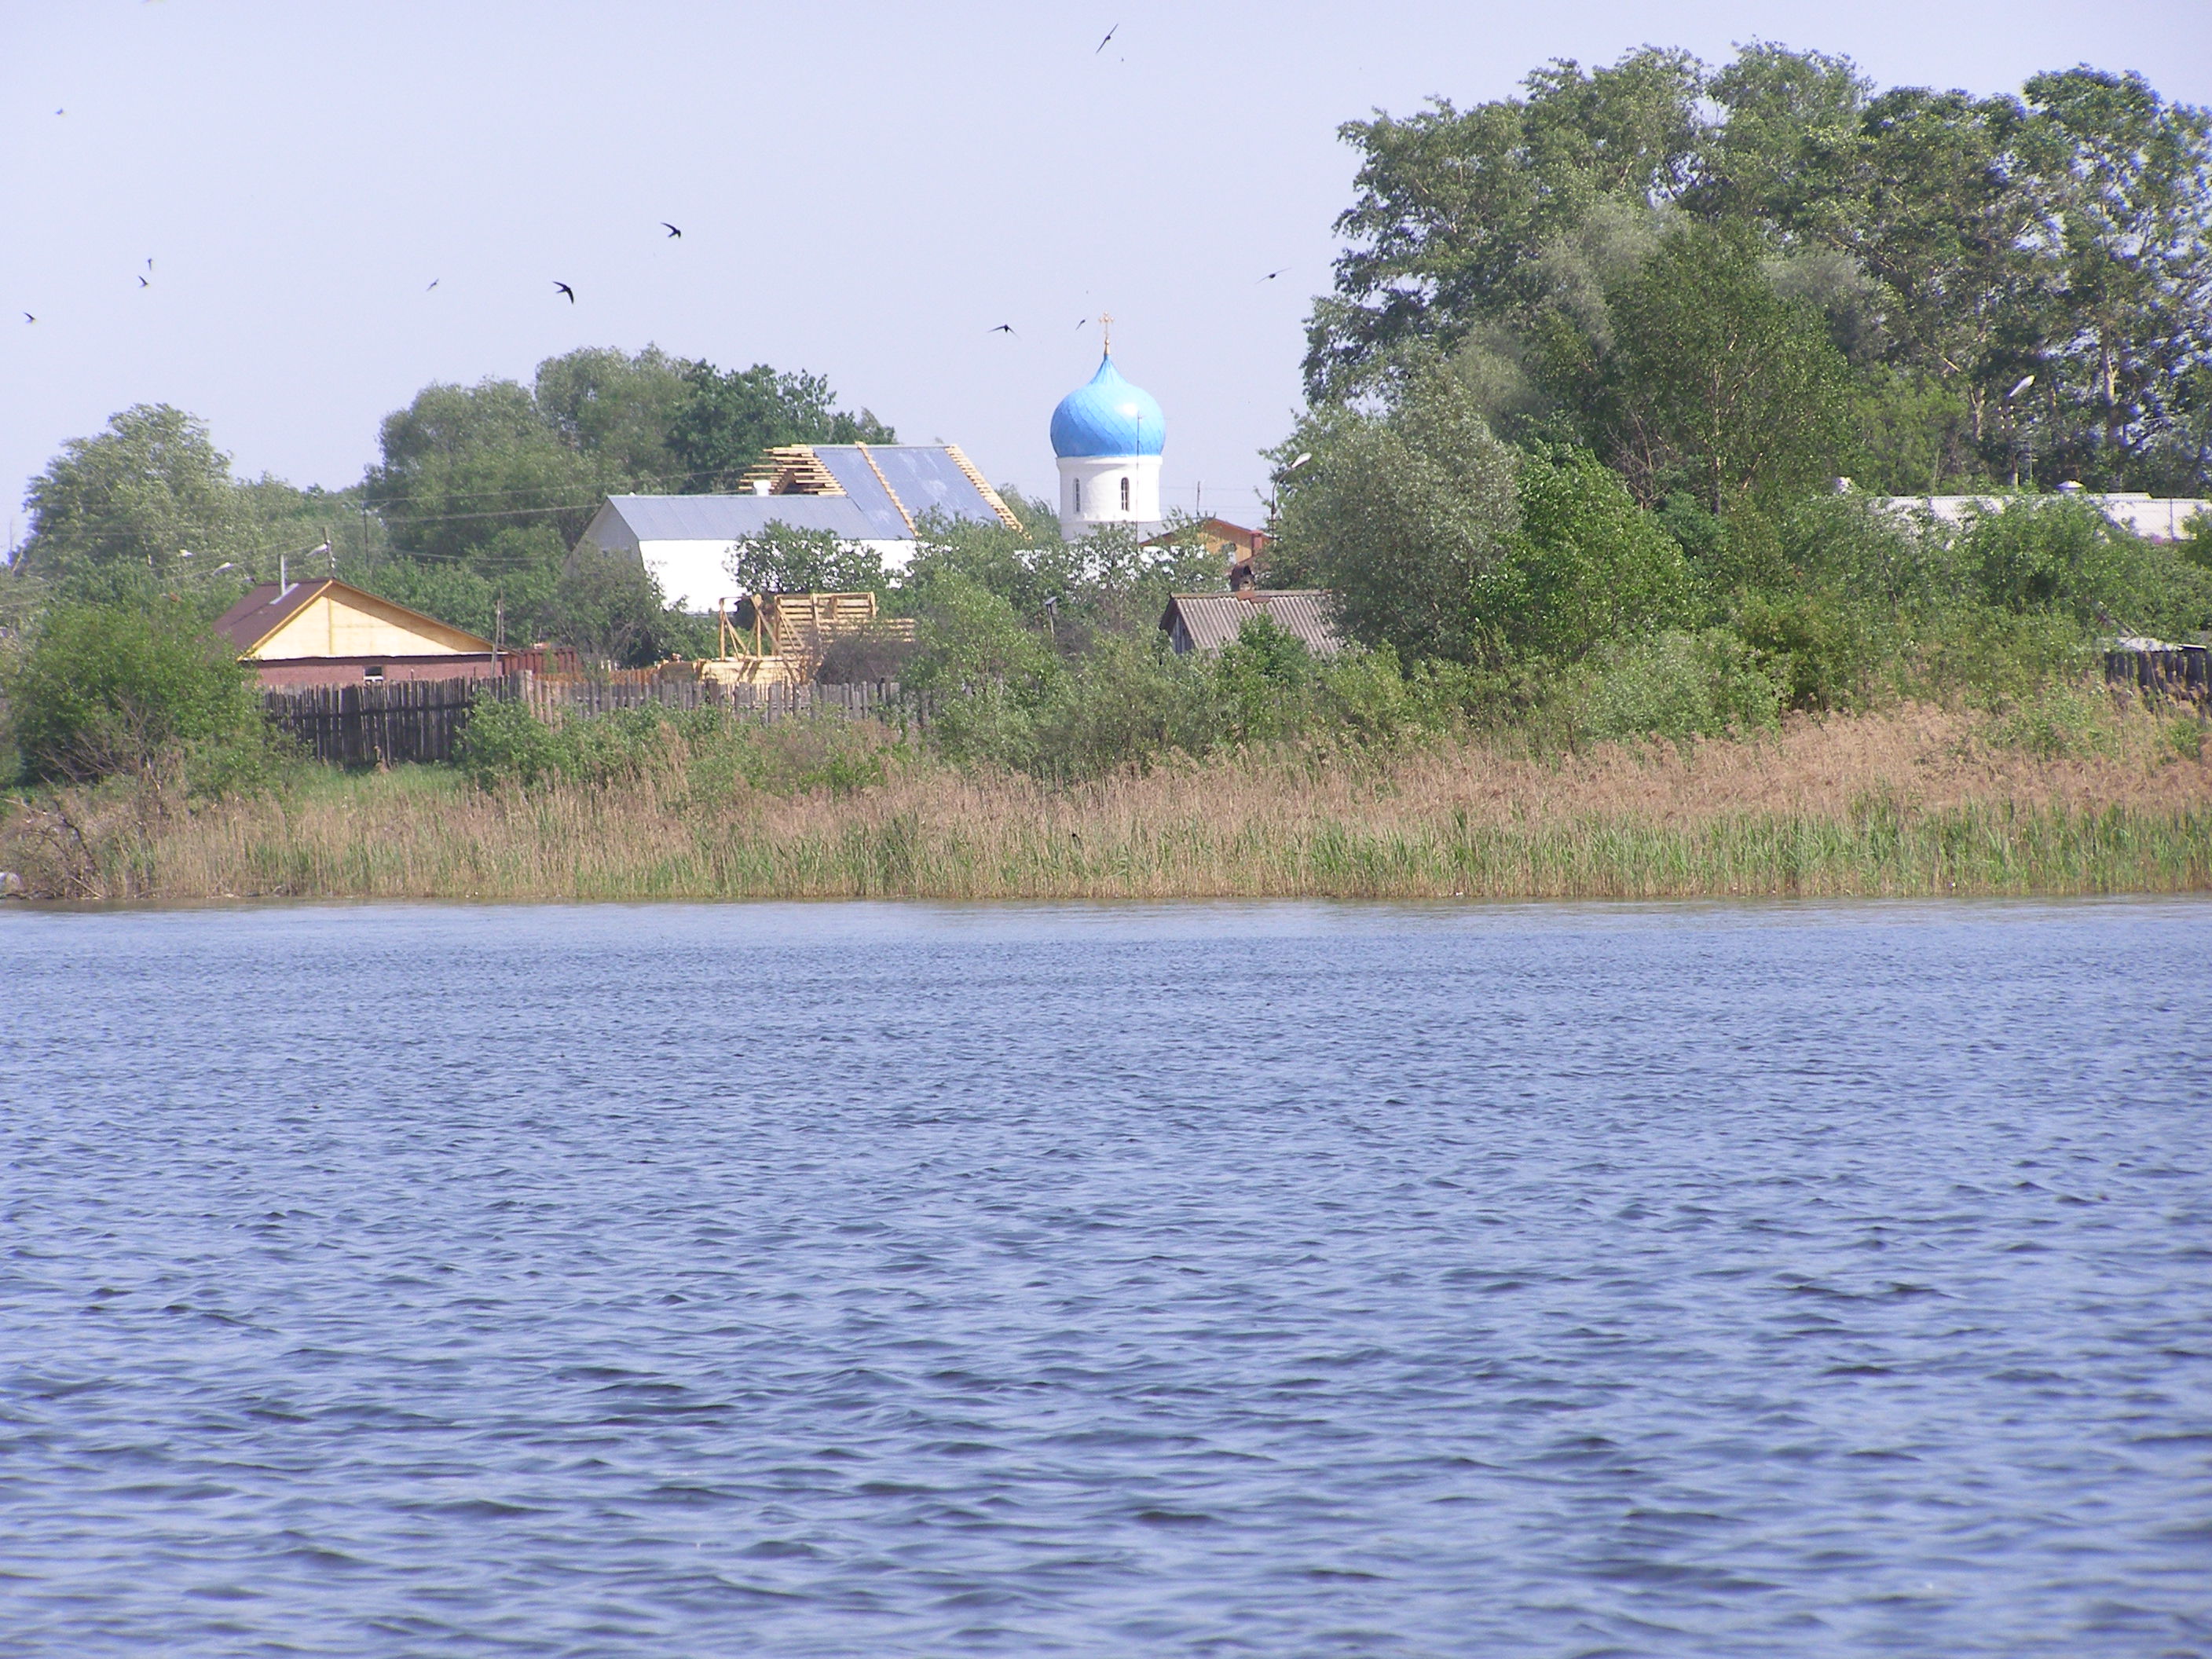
(2, 899), (2208, 1657)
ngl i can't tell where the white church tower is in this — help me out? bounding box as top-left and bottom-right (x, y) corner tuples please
(1050, 319), (1165, 541)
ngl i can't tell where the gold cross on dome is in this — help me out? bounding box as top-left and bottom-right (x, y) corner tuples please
(1100, 312), (1113, 354)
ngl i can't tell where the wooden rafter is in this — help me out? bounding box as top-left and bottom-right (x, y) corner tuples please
(944, 444), (1023, 531)
(736, 444), (845, 496)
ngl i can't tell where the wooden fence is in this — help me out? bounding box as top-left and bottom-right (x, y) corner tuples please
(264, 674), (934, 767)
(262, 679), (480, 766)
(2105, 643), (2209, 703)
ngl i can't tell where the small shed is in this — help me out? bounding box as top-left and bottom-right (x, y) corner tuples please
(1159, 591), (1346, 657)
(214, 579), (498, 687)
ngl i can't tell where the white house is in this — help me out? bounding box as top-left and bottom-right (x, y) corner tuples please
(573, 442), (1020, 612)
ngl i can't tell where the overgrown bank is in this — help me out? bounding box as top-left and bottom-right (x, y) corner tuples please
(6, 698), (2207, 903)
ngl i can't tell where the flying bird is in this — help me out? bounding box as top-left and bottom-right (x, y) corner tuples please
(989, 323), (1017, 336)
(1095, 22), (1118, 52)
(661, 222), (683, 238)
(426, 278), (439, 291)
(137, 276), (148, 287)
(1257, 267), (1289, 283)
(23, 313), (34, 324)
(554, 281), (576, 303)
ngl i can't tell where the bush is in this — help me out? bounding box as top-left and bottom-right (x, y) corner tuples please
(1493, 448), (1700, 661)
(457, 697), (889, 796)
(1580, 628), (1784, 742)
(1026, 634), (1221, 778)
(1, 600), (276, 786)
(1732, 591), (1879, 712)
(1957, 497), (2212, 636)
(1905, 603), (2094, 709)
(1215, 614), (1318, 742)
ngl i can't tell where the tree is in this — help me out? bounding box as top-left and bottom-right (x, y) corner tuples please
(532, 345), (692, 487)
(2019, 69), (2212, 488)
(671, 362), (892, 492)
(1271, 363), (1522, 662)
(18, 405), (256, 580)
(1690, 44), (1873, 240)
(1492, 449), (1700, 658)
(1304, 48), (1706, 399)
(555, 548), (712, 665)
(364, 379), (610, 566)
(1602, 224), (1854, 510)
(725, 522), (888, 595)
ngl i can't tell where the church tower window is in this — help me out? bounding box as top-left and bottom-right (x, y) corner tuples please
(1120, 476), (1131, 511)
(1073, 477), (1082, 513)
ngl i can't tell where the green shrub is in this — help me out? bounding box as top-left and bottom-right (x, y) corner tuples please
(1957, 497), (2212, 636)
(1580, 628), (1784, 742)
(1493, 449), (1700, 661)
(454, 696), (569, 787)
(1214, 614), (1319, 742)
(1733, 591), (1880, 711)
(1026, 634), (1221, 778)
(1990, 683), (2121, 758)
(1907, 603), (2096, 709)
(0, 599), (276, 786)
(459, 698), (891, 797)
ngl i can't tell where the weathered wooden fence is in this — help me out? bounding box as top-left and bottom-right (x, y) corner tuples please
(2104, 643), (2209, 702)
(262, 679), (481, 766)
(265, 674), (935, 766)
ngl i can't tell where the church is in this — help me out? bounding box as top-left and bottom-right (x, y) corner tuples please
(1051, 324), (1166, 541)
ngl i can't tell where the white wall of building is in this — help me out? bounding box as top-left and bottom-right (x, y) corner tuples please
(578, 522), (914, 613)
(1056, 454), (1163, 541)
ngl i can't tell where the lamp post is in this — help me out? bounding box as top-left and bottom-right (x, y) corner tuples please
(2005, 374), (2036, 488)
(1269, 451), (1313, 525)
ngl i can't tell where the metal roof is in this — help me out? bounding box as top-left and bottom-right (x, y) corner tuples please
(1159, 591), (1346, 656)
(604, 492), (895, 543)
(603, 446), (1013, 547)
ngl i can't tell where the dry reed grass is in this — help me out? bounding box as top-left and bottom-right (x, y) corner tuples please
(7, 701), (2209, 903)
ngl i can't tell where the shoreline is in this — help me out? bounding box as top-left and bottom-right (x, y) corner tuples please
(7, 703), (2209, 904)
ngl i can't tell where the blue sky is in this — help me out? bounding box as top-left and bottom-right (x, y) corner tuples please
(4, 0), (2207, 543)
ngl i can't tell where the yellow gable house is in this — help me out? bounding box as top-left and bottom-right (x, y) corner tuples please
(214, 579), (497, 687)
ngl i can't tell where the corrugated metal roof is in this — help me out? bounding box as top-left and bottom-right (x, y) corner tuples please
(1159, 591), (1346, 656)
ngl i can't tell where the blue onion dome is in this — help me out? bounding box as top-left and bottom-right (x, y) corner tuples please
(1050, 355), (1166, 458)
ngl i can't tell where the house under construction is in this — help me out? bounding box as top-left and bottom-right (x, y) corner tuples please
(700, 591), (917, 690)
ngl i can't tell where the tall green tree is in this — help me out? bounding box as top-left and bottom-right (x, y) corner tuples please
(17, 405), (269, 582)
(364, 378), (608, 566)
(1303, 48), (1706, 400)
(671, 363), (893, 491)
(1271, 363), (1522, 662)
(1602, 224), (1855, 511)
(2019, 69), (2212, 487)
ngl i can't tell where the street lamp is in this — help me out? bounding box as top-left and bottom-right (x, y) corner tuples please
(2005, 374), (2036, 488)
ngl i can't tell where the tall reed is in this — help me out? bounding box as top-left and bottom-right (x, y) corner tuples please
(6, 701), (2207, 903)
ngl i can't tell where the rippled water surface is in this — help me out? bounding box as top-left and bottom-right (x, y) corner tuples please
(2, 899), (2209, 1656)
